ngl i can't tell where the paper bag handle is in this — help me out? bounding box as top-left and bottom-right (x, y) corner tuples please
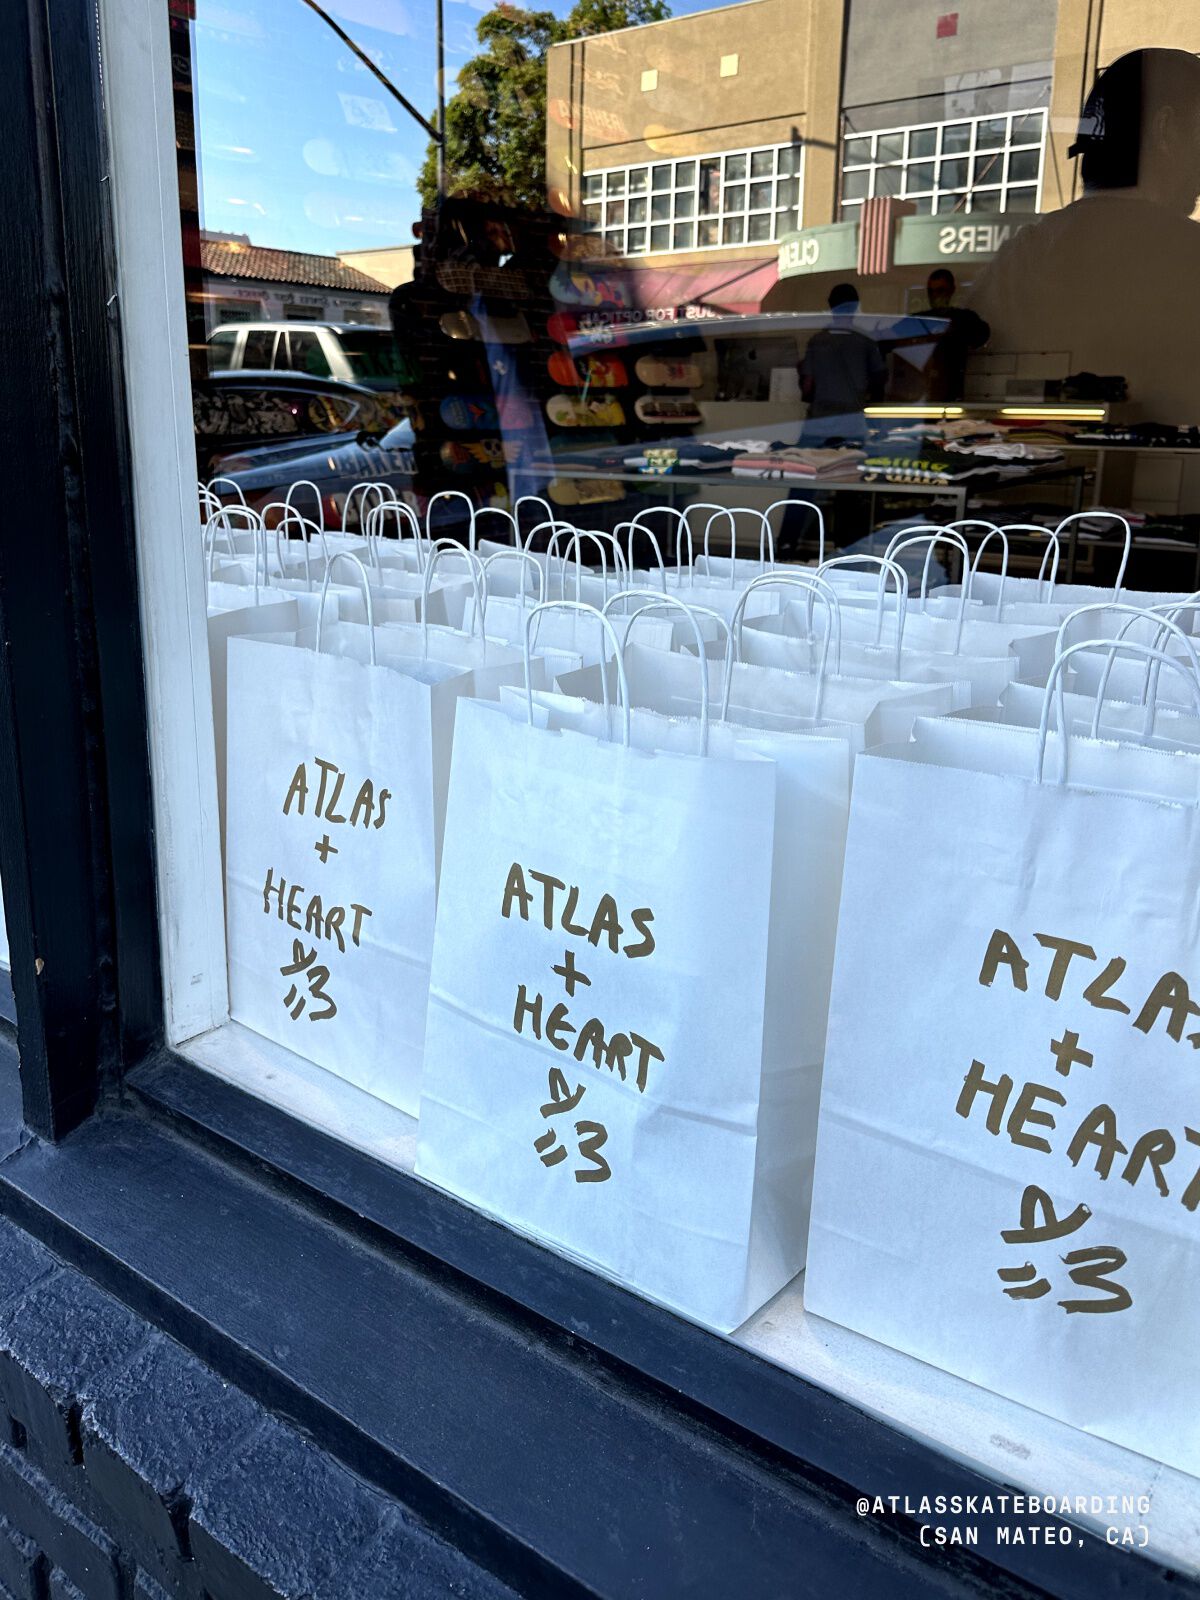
(481, 549), (545, 611)
(422, 539), (485, 657)
(1100, 605), (1200, 733)
(524, 601), (630, 747)
(205, 506), (266, 601)
(886, 531), (971, 652)
(284, 479), (326, 534)
(766, 499), (824, 567)
(1036, 639), (1200, 785)
(1054, 512), (1131, 598)
(426, 489), (477, 549)
(951, 520), (1007, 620)
(317, 553), (375, 663)
(515, 495), (555, 542)
(606, 588), (711, 755)
(729, 574), (841, 721)
(616, 520), (668, 594)
(700, 507), (774, 589)
(817, 555), (909, 675)
(343, 481), (389, 538)
(206, 475), (248, 505)
(474, 506), (519, 546)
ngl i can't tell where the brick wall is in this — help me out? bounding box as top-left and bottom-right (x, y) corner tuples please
(0, 1220), (514, 1599)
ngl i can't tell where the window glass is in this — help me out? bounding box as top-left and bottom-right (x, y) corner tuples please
(153, 0), (1200, 1552)
(285, 330), (332, 377)
(241, 330), (275, 370)
(207, 328), (237, 370)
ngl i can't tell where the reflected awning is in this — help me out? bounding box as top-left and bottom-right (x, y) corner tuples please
(623, 258), (779, 317)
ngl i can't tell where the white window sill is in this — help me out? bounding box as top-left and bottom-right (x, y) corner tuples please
(184, 1021), (1197, 1577)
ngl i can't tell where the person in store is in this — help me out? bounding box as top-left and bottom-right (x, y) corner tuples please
(797, 282), (886, 445)
(920, 269), (989, 401)
(969, 48), (1200, 425)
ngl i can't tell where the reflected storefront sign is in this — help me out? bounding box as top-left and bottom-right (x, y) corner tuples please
(779, 211), (1038, 277)
(777, 222), (859, 278)
(893, 211), (1037, 266)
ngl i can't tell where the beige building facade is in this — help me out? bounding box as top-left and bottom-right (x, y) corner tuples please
(547, 0), (1200, 300)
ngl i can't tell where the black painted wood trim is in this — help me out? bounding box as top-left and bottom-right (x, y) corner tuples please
(0, 0), (163, 1136)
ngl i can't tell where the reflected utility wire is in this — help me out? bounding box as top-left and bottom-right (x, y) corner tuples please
(298, 0), (442, 143)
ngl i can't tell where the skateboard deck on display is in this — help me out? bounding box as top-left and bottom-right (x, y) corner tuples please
(547, 351), (628, 389)
(634, 355), (702, 388)
(634, 395), (703, 425)
(546, 394), (627, 428)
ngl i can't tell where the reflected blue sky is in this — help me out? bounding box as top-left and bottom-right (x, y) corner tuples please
(194, 0), (716, 257)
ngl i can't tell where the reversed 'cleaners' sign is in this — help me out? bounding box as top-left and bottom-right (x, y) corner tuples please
(224, 636), (438, 1116)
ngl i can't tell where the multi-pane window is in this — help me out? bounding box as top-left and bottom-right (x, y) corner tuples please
(580, 144), (803, 256)
(839, 108), (1046, 219)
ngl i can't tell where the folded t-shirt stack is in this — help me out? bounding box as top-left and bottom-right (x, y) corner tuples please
(945, 439), (1063, 464)
(731, 446), (865, 480)
(622, 438), (757, 472)
(857, 451), (999, 485)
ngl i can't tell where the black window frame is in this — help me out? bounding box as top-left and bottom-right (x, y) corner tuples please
(0, 1), (1191, 1594)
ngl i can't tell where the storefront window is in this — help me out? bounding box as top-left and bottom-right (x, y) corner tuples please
(103, 0), (1200, 1575)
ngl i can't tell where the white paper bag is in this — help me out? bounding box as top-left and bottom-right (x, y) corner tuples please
(806, 640), (1200, 1474)
(417, 604), (850, 1330)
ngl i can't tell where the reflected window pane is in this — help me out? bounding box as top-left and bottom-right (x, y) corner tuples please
(1008, 147), (1041, 184)
(724, 183), (746, 210)
(724, 153), (747, 182)
(907, 194), (934, 215)
(699, 160), (722, 211)
(777, 176), (799, 207)
(605, 200), (626, 225)
(942, 122), (971, 152)
(909, 127), (937, 158)
(628, 196), (647, 223)
(778, 145), (802, 175)
(722, 215), (745, 243)
(876, 133), (904, 163)
(843, 135), (873, 165)
(935, 191), (969, 213)
(606, 170), (626, 194)
(627, 227), (648, 253)
(583, 203), (601, 227)
(675, 190), (695, 218)
(651, 192), (671, 221)
(905, 162), (935, 194)
(973, 152), (1004, 186)
(938, 157), (968, 188)
(1011, 111), (1044, 144)
(747, 213), (772, 242)
(775, 207), (796, 234)
(875, 165), (902, 196)
(842, 167), (871, 200)
(674, 160), (697, 187)
(582, 173), (603, 201)
(1004, 184), (1039, 211)
(976, 118), (1007, 150)
(650, 224), (670, 250)
(651, 163), (671, 191)
(672, 221), (694, 249)
(750, 149), (774, 178)
(749, 181), (772, 210)
(628, 168), (649, 194)
(697, 218), (719, 246)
